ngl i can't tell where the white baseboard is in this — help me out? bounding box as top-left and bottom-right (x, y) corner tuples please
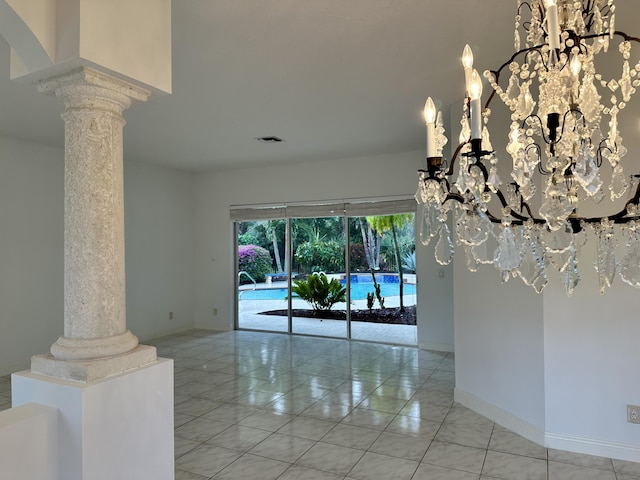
(455, 388), (640, 463)
(454, 388), (545, 445)
(545, 432), (640, 464)
(141, 324), (200, 343)
(419, 342), (454, 353)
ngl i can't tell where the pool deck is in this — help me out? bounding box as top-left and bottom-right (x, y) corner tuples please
(238, 277), (417, 345)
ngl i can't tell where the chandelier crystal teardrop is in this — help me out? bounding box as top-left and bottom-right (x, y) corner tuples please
(416, 0), (640, 295)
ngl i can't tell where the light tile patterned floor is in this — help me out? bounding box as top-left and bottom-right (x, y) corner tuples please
(2, 329), (640, 479)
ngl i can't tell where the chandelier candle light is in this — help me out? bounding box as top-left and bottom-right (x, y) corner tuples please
(416, 0), (640, 295)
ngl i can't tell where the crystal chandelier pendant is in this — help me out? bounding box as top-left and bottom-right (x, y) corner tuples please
(494, 224), (522, 273)
(532, 272), (549, 294)
(456, 209), (490, 247)
(619, 223), (640, 288)
(516, 81), (535, 119)
(595, 219), (617, 294)
(548, 246), (577, 273)
(610, 164), (629, 200)
(468, 219), (496, 263)
(419, 203), (439, 246)
(541, 223), (574, 254)
(573, 143), (603, 197)
(518, 239), (542, 286)
(464, 245), (479, 272)
(434, 223), (454, 266)
(563, 252), (580, 296)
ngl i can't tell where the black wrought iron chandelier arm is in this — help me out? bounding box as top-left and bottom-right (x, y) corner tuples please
(612, 32), (640, 44)
(444, 192), (464, 204)
(467, 144), (546, 224)
(468, 154), (489, 179)
(445, 141), (471, 176)
(583, 0), (613, 32)
(441, 192), (502, 224)
(518, 1), (534, 18)
(578, 209), (638, 225)
(596, 139), (612, 169)
(491, 185), (544, 224)
(520, 197), (539, 221)
(522, 114), (547, 141)
(553, 108), (586, 146)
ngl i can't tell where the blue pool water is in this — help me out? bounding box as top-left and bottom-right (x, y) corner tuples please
(240, 281), (416, 301)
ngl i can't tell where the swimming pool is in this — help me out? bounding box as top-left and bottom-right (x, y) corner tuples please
(239, 281), (416, 301)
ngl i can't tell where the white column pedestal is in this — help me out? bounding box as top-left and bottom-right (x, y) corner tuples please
(12, 359), (174, 480)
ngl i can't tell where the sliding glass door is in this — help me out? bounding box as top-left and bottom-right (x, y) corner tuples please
(236, 219), (288, 332)
(290, 215), (347, 338)
(347, 214), (417, 345)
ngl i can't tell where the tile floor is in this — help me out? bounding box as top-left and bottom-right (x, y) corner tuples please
(2, 329), (639, 479)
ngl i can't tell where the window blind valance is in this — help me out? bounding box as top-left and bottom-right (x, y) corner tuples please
(230, 198), (416, 221)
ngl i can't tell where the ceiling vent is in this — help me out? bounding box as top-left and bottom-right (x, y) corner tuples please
(256, 136), (283, 144)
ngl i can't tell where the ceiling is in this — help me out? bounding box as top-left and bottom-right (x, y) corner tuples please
(0, 1), (638, 172)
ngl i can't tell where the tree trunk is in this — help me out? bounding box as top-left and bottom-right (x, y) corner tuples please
(272, 228), (283, 273)
(284, 221), (290, 275)
(374, 231), (381, 269)
(391, 223), (404, 311)
(358, 217), (376, 270)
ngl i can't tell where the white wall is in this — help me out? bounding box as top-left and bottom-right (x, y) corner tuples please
(453, 258), (546, 433)
(124, 160), (196, 342)
(543, 238), (640, 459)
(449, 97), (546, 434)
(0, 134), (196, 376)
(0, 135), (64, 376)
(194, 150), (455, 350)
(453, 234), (640, 461)
(416, 209), (454, 352)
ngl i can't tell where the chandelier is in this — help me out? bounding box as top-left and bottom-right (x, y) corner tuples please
(416, 0), (640, 295)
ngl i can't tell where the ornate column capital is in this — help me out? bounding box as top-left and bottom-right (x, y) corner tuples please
(37, 67), (151, 111)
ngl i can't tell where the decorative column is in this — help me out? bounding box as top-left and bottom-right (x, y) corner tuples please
(30, 67), (157, 382)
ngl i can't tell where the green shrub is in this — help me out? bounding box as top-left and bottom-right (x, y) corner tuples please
(290, 273), (346, 311)
(238, 232), (259, 246)
(238, 245), (273, 283)
(295, 240), (344, 273)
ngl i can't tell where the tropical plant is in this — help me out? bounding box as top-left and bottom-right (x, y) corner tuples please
(367, 214), (414, 311)
(238, 245), (273, 283)
(290, 273), (346, 311)
(366, 291), (375, 311)
(403, 251), (416, 273)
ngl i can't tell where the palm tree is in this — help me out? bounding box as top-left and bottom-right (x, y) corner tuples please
(265, 219), (285, 273)
(366, 214), (413, 311)
(358, 217), (380, 271)
(357, 217), (384, 308)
